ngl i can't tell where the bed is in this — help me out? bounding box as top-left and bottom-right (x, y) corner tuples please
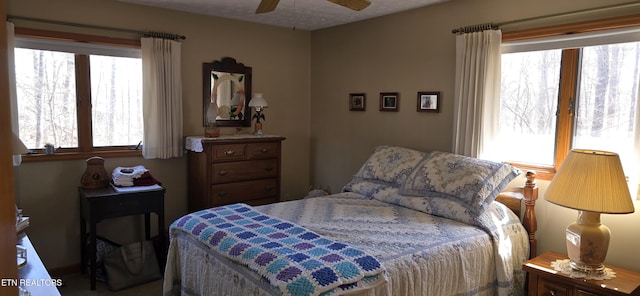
(163, 146), (538, 296)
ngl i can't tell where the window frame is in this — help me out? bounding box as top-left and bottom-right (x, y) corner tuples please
(501, 14), (640, 180)
(14, 28), (143, 162)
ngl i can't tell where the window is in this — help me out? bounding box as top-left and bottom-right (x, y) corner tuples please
(89, 55), (143, 147)
(574, 43), (639, 172)
(498, 49), (562, 167)
(497, 17), (640, 189)
(13, 28), (143, 159)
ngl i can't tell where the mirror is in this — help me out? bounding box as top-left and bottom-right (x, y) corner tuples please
(203, 57), (252, 127)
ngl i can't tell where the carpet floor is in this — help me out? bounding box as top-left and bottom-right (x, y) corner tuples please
(56, 273), (162, 296)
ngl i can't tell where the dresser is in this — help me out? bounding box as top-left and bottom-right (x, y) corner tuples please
(186, 135), (285, 212)
(523, 251), (640, 296)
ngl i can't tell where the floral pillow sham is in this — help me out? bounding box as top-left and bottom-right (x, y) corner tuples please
(399, 151), (521, 215)
(350, 145), (427, 187)
(374, 191), (480, 224)
(342, 179), (401, 200)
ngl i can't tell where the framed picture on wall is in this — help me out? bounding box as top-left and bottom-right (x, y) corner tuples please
(379, 92), (399, 111)
(349, 93), (366, 111)
(417, 91), (440, 113)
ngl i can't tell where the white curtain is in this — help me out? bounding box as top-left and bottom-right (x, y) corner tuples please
(141, 37), (183, 159)
(452, 30), (502, 159)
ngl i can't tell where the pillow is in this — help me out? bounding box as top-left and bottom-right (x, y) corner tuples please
(350, 145), (428, 187)
(342, 179), (401, 200)
(374, 192), (479, 224)
(400, 151), (521, 214)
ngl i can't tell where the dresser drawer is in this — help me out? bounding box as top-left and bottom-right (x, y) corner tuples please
(537, 277), (570, 296)
(211, 159), (278, 183)
(247, 142), (279, 159)
(89, 192), (164, 219)
(210, 179), (278, 206)
(575, 289), (600, 296)
(209, 144), (246, 162)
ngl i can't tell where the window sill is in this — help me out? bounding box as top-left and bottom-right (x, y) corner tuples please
(20, 150), (143, 162)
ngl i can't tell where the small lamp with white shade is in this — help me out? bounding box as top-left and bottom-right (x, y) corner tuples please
(544, 149), (635, 273)
(12, 131), (29, 166)
(248, 93), (268, 136)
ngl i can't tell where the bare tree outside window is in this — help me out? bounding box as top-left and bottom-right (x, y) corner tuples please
(15, 48), (78, 149)
(499, 49), (561, 165)
(574, 42), (639, 168)
(499, 42), (640, 179)
(90, 55), (143, 147)
(14, 48), (143, 151)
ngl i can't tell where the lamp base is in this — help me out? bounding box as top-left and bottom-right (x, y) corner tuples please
(569, 260), (605, 273)
(565, 210), (610, 273)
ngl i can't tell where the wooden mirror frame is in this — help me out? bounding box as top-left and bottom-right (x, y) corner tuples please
(203, 57), (252, 127)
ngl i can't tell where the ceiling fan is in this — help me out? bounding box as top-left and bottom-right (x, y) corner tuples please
(255, 0), (371, 14)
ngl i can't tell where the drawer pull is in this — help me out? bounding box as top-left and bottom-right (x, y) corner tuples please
(264, 167), (274, 172)
(218, 170), (229, 176)
(260, 148), (270, 153)
(264, 186), (274, 191)
(218, 192), (228, 197)
(224, 150), (236, 156)
(549, 291), (555, 296)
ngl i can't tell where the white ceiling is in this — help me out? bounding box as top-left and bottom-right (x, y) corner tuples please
(117, 0), (451, 31)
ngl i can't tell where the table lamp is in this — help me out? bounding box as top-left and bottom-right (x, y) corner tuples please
(248, 93), (268, 136)
(12, 131), (29, 166)
(544, 149), (635, 273)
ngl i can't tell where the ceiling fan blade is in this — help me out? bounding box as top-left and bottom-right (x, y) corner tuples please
(326, 0), (371, 11)
(255, 0), (280, 14)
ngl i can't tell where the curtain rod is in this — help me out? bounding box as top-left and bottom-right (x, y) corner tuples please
(451, 1), (640, 34)
(7, 15), (186, 41)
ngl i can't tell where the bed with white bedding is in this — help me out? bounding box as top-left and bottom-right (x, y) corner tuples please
(163, 146), (538, 296)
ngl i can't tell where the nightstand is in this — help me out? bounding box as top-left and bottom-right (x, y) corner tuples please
(523, 251), (640, 295)
(79, 185), (165, 290)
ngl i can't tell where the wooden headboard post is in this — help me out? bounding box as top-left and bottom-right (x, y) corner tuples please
(522, 171), (538, 258)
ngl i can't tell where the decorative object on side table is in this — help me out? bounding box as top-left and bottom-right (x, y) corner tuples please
(80, 156), (110, 189)
(249, 93), (268, 136)
(544, 149), (635, 275)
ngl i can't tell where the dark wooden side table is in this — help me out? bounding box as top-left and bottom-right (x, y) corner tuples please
(523, 251), (640, 296)
(79, 185), (166, 290)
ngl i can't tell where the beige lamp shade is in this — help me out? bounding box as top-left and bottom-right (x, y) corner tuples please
(545, 149), (634, 214)
(545, 149), (634, 272)
(12, 131), (29, 155)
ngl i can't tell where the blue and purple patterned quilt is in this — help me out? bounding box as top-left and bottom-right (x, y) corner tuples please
(171, 203), (386, 296)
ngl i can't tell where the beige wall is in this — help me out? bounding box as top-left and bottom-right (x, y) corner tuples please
(310, 0), (640, 271)
(8, 0), (640, 273)
(8, 0), (311, 269)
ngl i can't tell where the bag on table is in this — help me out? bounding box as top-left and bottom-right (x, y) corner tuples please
(103, 240), (161, 291)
